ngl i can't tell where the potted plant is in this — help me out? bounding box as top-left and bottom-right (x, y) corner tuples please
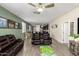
(69, 34), (74, 41)
(74, 34), (79, 42)
(69, 34), (79, 42)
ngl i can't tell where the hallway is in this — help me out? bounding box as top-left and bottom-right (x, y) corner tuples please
(17, 38), (73, 56)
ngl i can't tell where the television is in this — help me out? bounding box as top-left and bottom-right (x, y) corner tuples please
(77, 18), (79, 34)
(0, 17), (7, 28)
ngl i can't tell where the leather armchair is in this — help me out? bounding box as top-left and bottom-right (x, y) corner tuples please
(32, 32), (40, 45)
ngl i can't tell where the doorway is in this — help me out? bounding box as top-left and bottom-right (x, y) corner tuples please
(22, 22), (27, 40)
(63, 22), (69, 44)
(62, 22), (74, 47)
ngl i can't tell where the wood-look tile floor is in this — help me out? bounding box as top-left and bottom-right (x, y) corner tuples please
(17, 38), (73, 56)
(51, 39), (73, 56)
(17, 39), (40, 56)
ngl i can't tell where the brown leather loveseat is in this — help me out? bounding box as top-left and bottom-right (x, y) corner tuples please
(0, 34), (24, 56)
(32, 32), (52, 45)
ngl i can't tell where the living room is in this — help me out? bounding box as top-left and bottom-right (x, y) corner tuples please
(0, 3), (79, 56)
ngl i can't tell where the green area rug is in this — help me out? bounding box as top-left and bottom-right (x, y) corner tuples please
(40, 46), (55, 56)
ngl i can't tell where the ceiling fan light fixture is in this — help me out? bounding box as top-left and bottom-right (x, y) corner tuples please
(37, 6), (45, 12)
(28, 3), (55, 14)
(37, 8), (43, 12)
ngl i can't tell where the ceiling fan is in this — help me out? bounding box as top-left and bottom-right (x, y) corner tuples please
(28, 3), (55, 14)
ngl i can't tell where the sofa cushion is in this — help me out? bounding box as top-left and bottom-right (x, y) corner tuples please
(0, 36), (7, 42)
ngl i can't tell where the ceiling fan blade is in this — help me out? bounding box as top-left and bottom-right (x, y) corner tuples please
(28, 3), (36, 7)
(33, 11), (41, 14)
(37, 3), (43, 8)
(39, 3), (42, 5)
(45, 3), (54, 8)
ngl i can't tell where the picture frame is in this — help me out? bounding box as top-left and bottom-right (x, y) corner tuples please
(0, 16), (22, 29)
(8, 19), (15, 29)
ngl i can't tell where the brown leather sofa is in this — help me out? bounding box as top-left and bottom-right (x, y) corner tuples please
(32, 32), (52, 45)
(0, 35), (24, 56)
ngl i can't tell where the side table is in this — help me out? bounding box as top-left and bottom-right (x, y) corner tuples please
(69, 40), (79, 56)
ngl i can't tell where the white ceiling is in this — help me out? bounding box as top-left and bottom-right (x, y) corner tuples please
(0, 3), (79, 24)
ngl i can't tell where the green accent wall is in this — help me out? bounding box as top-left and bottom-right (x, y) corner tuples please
(0, 6), (29, 39)
(0, 29), (22, 39)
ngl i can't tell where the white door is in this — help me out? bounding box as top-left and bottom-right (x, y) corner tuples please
(63, 22), (69, 44)
(22, 22), (26, 33)
(22, 22), (27, 39)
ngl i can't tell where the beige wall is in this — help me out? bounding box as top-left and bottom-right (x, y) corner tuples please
(49, 7), (79, 43)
